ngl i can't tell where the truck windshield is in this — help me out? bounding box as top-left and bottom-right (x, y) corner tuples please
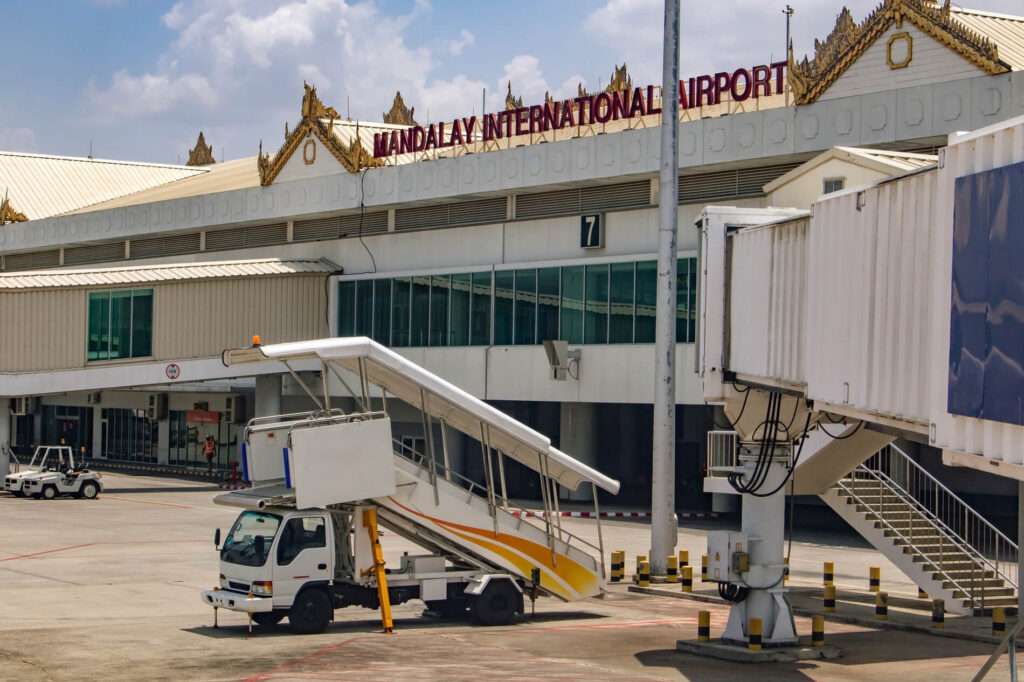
(220, 511), (282, 567)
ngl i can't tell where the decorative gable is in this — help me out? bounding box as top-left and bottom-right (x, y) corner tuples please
(257, 82), (381, 186)
(789, 0), (1010, 105)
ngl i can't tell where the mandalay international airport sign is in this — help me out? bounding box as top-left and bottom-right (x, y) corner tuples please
(373, 61), (788, 158)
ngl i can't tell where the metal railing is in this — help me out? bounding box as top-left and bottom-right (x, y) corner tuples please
(841, 443), (1018, 609)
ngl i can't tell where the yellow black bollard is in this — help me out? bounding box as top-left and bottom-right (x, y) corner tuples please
(823, 584), (836, 613)
(993, 607), (1006, 637)
(748, 618), (762, 651)
(918, 588), (928, 599)
(697, 610), (711, 642)
(812, 615), (825, 647)
(679, 550), (690, 571)
(932, 599), (945, 629)
(823, 561), (834, 586)
(701, 554), (709, 582)
(869, 566), (881, 592)
(784, 557), (790, 584)
(681, 566), (693, 593)
(635, 554), (647, 582)
(667, 555), (679, 583)
(875, 592), (888, 620)
(638, 560), (651, 587)
(610, 550), (624, 582)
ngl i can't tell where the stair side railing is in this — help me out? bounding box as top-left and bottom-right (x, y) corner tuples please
(863, 444), (1018, 600)
(836, 468), (987, 608)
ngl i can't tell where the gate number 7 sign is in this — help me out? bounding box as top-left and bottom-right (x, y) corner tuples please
(580, 214), (603, 249)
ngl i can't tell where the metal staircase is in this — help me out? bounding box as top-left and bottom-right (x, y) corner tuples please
(821, 444), (1018, 615)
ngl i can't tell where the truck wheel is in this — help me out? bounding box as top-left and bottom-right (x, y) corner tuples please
(252, 612), (285, 627)
(470, 580), (519, 626)
(79, 482), (99, 499)
(12, 490), (25, 498)
(41, 486), (57, 500)
(289, 589), (332, 634)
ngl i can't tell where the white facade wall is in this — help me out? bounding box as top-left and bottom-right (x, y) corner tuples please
(930, 115), (1024, 465)
(766, 158), (892, 209)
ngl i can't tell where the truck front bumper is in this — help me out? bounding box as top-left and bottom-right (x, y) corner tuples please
(200, 589), (274, 613)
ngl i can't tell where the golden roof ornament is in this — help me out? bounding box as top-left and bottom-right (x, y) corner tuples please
(505, 82), (523, 110)
(0, 191), (27, 224)
(788, 0), (1007, 105)
(605, 63), (632, 93)
(186, 131), (216, 166)
(383, 91), (417, 126)
(258, 82), (381, 186)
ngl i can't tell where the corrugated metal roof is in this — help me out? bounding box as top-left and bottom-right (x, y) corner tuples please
(764, 146), (937, 193)
(0, 258), (339, 290)
(68, 156), (260, 214)
(0, 151), (207, 221)
(838, 147), (938, 171)
(952, 7), (1024, 71)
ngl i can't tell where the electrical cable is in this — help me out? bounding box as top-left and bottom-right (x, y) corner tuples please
(818, 420), (864, 440)
(718, 582), (749, 603)
(746, 411), (812, 498)
(356, 168), (377, 274)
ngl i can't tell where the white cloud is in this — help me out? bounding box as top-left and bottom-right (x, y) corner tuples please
(0, 127), (37, 153)
(298, 64), (332, 90)
(448, 29), (475, 56)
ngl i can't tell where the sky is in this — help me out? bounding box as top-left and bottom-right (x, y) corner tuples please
(2, 0), (1021, 165)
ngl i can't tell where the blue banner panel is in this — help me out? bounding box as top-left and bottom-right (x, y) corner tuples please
(949, 161), (1024, 425)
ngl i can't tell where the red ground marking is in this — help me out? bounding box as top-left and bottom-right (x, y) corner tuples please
(104, 496), (200, 510)
(244, 638), (359, 681)
(0, 539), (203, 562)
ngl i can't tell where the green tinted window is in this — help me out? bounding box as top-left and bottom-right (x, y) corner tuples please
(514, 269), (537, 345)
(428, 275), (450, 347)
(537, 267), (560, 342)
(493, 270), (514, 345)
(86, 288), (153, 361)
(391, 278), (411, 347)
(87, 292), (109, 361)
(560, 266), (584, 344)
(372, 279), (391, 344)
(355, 280), (373, 337)
(411, 276), (430, 347)
(450, 273), (471, 346)
(130, 289), (153, 358)
(635, 261), (656, 343)
(470, 271), (492, 346)
(584, 264), (609, 344)
(338, 281), (356, 337)
(609, 262), (635, 343)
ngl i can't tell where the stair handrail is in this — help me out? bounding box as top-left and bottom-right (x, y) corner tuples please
(836, 471), (985, 609)
(390, 438), (605, 560)
(863, 444), (1017, 593)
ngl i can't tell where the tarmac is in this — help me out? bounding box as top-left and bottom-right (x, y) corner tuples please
(0, 468), (1017, 680)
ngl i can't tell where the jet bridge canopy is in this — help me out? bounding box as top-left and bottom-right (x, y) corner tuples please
(223, 336), (620, 495)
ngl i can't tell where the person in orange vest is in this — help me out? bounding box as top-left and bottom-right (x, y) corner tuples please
(203, 435), (217, 474)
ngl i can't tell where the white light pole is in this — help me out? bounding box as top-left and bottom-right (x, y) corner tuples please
(651, 0), (680, 577)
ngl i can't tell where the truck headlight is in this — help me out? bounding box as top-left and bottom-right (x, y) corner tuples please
(219, 574), (228, 588)
(250, 580), (273, 596)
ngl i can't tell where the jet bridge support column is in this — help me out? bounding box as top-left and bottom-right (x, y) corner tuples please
(0, 400), (10, 475)
(255, 375), (282, 418)
(716, 446), (797, 647)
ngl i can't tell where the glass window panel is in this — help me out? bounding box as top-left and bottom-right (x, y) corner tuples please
(355, 280), (373, 337)
(687, 257), (697, 343)
(391, 277), (411, 347)
(514, 269), (537, 345)
(338, 281), (356, 336)
(537, 267), (560, 342)
(635, 260), (657, 343)
(609, 262), (635, 343)
(493, 270), (514, 345)
(411, 276), (430, 347)
(130, 289), (153, 357)
(470, 271), (492, 346)
(584, 264), (609, 344)
(675, 258), (694, 343)
(450, 273), (471, 346)
(560, 266), (584, 344)
(372, 279), (391, 344)
(428, 275), (450, 347)
(108, 290), (132, 360)
(87, 292), (109, 361)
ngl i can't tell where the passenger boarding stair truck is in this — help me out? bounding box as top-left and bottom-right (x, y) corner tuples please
(202, 337), (619, 634)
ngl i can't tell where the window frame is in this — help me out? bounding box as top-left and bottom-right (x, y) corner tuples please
(86, 287), (154, 362)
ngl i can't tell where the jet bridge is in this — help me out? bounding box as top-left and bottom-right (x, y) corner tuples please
(220, 336), (619, 603)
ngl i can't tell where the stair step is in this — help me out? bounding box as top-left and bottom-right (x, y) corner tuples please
(941, 578), (1007, 590)
(931, 569), (997, 581)
(963, 596), (1020, 608)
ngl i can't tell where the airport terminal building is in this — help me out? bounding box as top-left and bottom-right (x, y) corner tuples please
(1, 0), (1023, 507)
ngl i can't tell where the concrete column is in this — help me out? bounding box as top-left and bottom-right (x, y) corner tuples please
(559, 402), (597, 502)
(255, 374), (283, 418)
(0, 401), (10, 474)
(92, 408), (104, 460)
(156, 417), (170, 465)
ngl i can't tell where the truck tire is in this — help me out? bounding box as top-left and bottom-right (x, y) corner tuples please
(470, 580), (519, 626)
(252, 612), (285, 627)
(79, 482), (99, 499)
(41, 485), (57, 500)
(289, 589), (332, 634)
(12, 490), (25, 498)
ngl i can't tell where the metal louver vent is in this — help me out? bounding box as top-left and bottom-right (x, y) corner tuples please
(244, 223), (288, 247)
(396, 204), (449, 231)
(130, 233), (201, 260)
(581, 180), (650, 213)
(515, 189), (580, 219)
(339, 211), (388, 238)
(3, 249), (61, 272)
(678, 162), (803, 203)
(293, 216), (340, 242)
(736, 163), (803, 195)
(64, 241), (125, 265)
(204, 227), (245, 252)
(449, 197), (507, 226)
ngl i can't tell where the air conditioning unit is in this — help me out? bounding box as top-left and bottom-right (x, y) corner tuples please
(10, 396), (36, 416)
(225, 396), (248, 425)
(147, 394), (168, 420)
(86, 392), (102, 404)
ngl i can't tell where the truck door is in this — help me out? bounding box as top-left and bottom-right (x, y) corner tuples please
(273, 515), (332, 606)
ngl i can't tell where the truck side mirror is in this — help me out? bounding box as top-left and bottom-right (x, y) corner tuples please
(214, 528), (221, 549)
